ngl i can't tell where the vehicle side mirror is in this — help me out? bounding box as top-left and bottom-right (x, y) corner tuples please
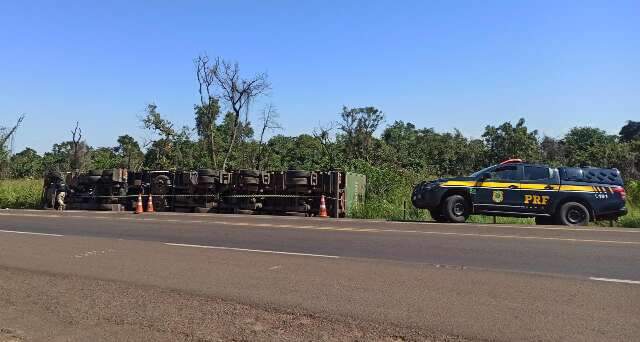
(481, 172), (491, 180)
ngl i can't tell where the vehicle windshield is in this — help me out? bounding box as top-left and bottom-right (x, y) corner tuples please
(469, 165), (496, 178)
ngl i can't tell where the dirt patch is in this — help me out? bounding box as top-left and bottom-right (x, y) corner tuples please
(0, 266), (473, 342)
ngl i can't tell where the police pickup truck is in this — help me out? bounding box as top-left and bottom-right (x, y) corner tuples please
(411, 159), (628, 225)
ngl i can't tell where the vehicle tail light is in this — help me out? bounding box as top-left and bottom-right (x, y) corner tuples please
(612, 186), (626, 201)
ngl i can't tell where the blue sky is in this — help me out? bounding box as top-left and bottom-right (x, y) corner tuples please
(1, 0), (638, 153)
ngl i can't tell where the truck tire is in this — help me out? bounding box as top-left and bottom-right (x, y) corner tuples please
(556, 202), (589, 226)
(442, 195), (469, 223)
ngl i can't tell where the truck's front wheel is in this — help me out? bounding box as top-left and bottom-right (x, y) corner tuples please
(443, 195), (470, 223)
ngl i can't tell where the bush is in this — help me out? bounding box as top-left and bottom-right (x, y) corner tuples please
(626, 180), (640, 206)
(619, 206), (639, 228)
(0, 179), (42, 209)
(346, 160), (430, 221)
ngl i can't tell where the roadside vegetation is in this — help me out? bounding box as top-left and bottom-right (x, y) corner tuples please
(1, 55), (639, 227)
(0, 178), (41, 209)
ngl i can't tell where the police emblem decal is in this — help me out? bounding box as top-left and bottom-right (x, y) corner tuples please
(492, 190), (504, 203)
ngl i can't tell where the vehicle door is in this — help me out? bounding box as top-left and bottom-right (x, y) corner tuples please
(474, 164), (523, 212)
(519, 165), (560, 214)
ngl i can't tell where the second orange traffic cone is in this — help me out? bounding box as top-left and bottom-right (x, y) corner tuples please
(134, 194), (143, 214)
(146, 194), (154, 213)
(319, 195), (328, 218)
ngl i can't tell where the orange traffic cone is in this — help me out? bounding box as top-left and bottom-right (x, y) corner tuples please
(146, 194), (154, 213)
(134, 194), (144, 214)
(319, 195), (328, 218)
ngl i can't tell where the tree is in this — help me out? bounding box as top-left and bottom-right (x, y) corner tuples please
(0, 114), (25, 177)
(69, 121), (88, 171)
(9, 147), (42, 178)
(312, 122), (341, 170)
(563, 127), (621, 167)
(116, 135), (144, 170)
(194, 100), (221, 168)
(42, 141), (74, 172)
(195, 54), (222, 168)
(206, 56), (270, 169)
(382, 121), (419, 169)
(482, 118), (541, 164)
(263, 134), (328, 170)
(142, 104), (179, 169)
(338, 106), (385, 161)
(90, 147), (119, 170)
(0, 114), (25, 148)
(540, 136), (565, 166)
(254, 103), (281, 169)
(620, 120), (640, 142)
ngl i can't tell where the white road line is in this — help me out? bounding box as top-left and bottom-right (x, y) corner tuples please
(589, 277), (640, 285)
(165, 243), (340, 258)
(0, 229), (63, 237)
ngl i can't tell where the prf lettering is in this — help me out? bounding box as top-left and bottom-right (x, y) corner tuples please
(524, 195), (549, 205)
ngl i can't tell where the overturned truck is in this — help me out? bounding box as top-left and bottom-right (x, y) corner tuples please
(42, 169), (366, 218)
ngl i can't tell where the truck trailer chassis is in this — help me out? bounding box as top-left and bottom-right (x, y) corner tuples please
(42, 169), (366, 218)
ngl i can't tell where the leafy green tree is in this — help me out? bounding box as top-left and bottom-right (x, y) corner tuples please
(382, 121), (421, 169)
(540, 136), (566, 166)
(261, 134), (328, 170)
(89, 147), (120, 170)
(215, 112), (254, 169)
(620, 120), (640, 142)
(9, 148), (43, 178)
(194, 100), (221, 168)
(482, 118), (541, 164)
(338, 106), (385, 162)
(42, 141), (74, 172)
(142, 104), (182, 169)
(116, 135), (144, 170)
(563, 127), (618, 167)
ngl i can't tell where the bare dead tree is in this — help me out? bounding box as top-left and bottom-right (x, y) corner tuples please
(70, 121), (83, 171)
(254, 103), (281, 169)
(0, 114), (25, 148)
(209, 56), (270, 169)
(195, 55), (219, 168)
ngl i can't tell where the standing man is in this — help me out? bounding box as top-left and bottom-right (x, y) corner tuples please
(56, 180), (67, 211)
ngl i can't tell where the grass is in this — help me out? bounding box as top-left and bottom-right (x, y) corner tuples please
(619, 206), (640, 228)
(0, 178), (42, 209)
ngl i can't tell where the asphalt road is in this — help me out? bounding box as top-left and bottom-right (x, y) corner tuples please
(1, 209), (639, 280)
(0, 209), (639, 341)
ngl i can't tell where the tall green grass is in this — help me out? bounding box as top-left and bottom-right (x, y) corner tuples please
(620, 181), (640, 228)
(0, 179), (42, 209)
